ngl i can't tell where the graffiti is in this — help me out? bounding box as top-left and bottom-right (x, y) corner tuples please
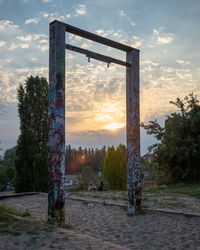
(126, 50), (141, 215)
(48, 21), (65, 225)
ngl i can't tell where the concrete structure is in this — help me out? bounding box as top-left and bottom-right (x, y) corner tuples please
(48, 20), (141, 224)
(126, 49), (141, 215)
(48, 21), (65, 225)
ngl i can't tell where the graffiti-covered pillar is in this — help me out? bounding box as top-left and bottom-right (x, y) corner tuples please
(126, 49), (142, 215)
(48, 20), (65, 225)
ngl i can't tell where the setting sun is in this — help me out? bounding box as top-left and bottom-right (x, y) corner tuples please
(105, 122), (124, 131)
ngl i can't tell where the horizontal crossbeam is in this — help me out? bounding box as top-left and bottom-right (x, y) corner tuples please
(65, 44), (131, 67)
(51, 20), (139, 53)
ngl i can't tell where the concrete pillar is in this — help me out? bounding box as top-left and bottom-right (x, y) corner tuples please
(48, 21), (65, 225)
(126, 49), (142, 215)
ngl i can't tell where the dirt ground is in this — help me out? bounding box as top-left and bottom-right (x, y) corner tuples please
(0, 192), (200, 250)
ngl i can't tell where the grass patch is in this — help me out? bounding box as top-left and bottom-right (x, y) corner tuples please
(0, 204), (30, 221)
(0, 204), (30, 235)
(145, 183), (200, 199)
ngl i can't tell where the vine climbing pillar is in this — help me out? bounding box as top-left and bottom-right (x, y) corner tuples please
(48, 21), (65, 225)
(126, 49), (142, 215)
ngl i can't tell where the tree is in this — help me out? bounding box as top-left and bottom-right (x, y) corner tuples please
(116, 144), (127, 190)
(77, 165), (94, 190)
(0, 164), (8, 191)
(142, 93), (200, 183)
(0, 147), (16, 190)
(65, 145), (106, 174)
(15, 76), (48, 192)
(103, 146), (116, 189)
(3, 147), (16, 183)
(103, 144), (127, 190)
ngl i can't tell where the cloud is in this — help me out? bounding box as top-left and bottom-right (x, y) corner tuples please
(81, 42), (91, 49)
(176, 59), (190, 65)
(37, 44), (48, 51)
(140, 59), (200, 122)
(17, 34), (33, 42)
(7, 43), (18, 50)
(0, 40), (7, 47)
(25, 17), (40, 25)
(41, 11), (65, 22)
(69, 34), (83, 42)
(0, 20), (19, 31)
(11, 33), (48, 50)
(65, 53), (74, 60)
(74, 4), (87, 16)
(31, 57), (38, 62)
(0, 65), (48, 103)
(95, 29), (108, 37)
(95, 29), (142, 48)
(20, 43), (29, 48)
(16, 66), (48, 76)
(16, 33), (48, 42)
(0, 66), (16, 103)
(42, 0), (53, 3)
(117, 9), (136, 26)
(69, 129), (117, 138)
(66, 4), (87, 19)
(152, 28), (174, 45)
(120, 36), (142, 48)
(7, 43), (29, 50)
(4, 59), (12, 63)
(141, 59), (159, 66)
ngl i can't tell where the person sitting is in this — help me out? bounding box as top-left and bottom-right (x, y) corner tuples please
(97, 180), (107, 191)
(88, 182), (96, 191)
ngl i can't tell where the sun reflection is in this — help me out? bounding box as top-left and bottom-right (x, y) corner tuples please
(105, 122), (124, 131)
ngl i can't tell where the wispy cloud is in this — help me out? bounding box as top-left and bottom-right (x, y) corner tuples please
(95, 29), (108, 37)
(7, 43), (29, 50)
(95, 29), (142, 48)
(120, 36), (142, 48)
(74, 4), (87, 16)
(66, 4), (87, 19)
(140, 58), (199, 121)
(41, 11), (66, 22)
(176, 59), (190, 65)
(42, 0), (53, 3)
(16, 33), (47, 43)
(37, 44), (48, 51)
(151, 28), (174, 45)
(25, 17), (40, 25)
(0, 20), (19, 31)
(117, 9), (135, 26)
(0, 40), (6, 47)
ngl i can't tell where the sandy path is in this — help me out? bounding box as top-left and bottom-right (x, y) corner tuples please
(1, 193), (200, 250)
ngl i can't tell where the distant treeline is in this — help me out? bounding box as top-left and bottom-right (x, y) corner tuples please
(65, 145), (106, 174)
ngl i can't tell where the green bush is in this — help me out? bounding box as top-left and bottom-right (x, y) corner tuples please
(103, 144), (127, 190)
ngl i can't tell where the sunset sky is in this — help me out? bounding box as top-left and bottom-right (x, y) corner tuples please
(0, 0), (200, 155)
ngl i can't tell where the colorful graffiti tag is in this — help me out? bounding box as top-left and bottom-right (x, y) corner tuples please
(48, 21), (65, 225)
(126, 50), (142, 215)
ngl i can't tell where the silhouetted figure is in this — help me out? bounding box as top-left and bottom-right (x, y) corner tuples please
(88, 182), (96, 191)
(97, 180), (107, 191)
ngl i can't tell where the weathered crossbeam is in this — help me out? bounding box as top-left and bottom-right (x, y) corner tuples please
(65, 44), (131, 67)
(52, 20), (136, 52)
